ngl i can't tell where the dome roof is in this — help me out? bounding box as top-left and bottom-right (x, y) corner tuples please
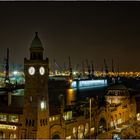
(30, 32), (43, 49)
(107, 84), (127, 90)
(106, 84), (129, 96)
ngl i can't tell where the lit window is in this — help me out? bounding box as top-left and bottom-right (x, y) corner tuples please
(63, 111), (72, 121)
(0, 124), (17, 130)
(10, 134), (17, 139)
(52, 117), (55, 121)
(40, 100), (46, 110)
(49, 117), (52, 122)
(0, 114), (7, 122)
(84, 123), (89, 136)
(90, 127), (95, 134)
(66, 135), (71, 139)
(8, 115), (18, 123)
(73, 127), (77, 134)
(137, 113), (140, 121)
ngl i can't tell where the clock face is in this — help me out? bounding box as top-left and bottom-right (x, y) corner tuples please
(28, 66), (35, 75)
(39, 66), (45, 75)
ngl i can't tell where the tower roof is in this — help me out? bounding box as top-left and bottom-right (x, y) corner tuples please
(30, 32), (43, 49)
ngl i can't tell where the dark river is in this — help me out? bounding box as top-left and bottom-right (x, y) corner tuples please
(49, 86), (108, 106)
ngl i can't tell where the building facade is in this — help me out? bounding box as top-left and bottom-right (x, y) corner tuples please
(0, 33), (137, 139)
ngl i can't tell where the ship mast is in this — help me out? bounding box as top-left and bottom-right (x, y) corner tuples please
(82, 61), (85, 77)
(5, 48), (10, 84)
(91, 60), (95, 78)
(68, 56), (72, 77)
(86, 59), (91, 79)
(111, 59), (114, 73)
(104, 59), (108, 77)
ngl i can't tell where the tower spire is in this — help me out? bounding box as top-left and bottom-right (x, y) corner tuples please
(30, 32), (44, 60)
(112, 59), (114, 73)
(68, 56), (72, 77)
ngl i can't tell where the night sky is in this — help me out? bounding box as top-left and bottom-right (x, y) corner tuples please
(0, 1), (140, 72)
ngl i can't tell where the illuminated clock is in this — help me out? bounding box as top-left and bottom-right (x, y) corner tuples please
(28, 66), (35, 75)
(39, 66), (45, 75)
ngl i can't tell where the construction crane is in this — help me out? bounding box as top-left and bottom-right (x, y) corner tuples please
(68, 56), (72, 77)
(111, 59), (115, 73)
(104, 59), (109, 77)
(91, 60), (95, 78)
(86, 59), (91, 79)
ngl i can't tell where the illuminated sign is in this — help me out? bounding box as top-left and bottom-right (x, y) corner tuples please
(71, 79), (107, 89)
(0, 124), (17, 130)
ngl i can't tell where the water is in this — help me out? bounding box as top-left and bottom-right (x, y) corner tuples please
(49, 86), (108, 107)
(0, 86), (108, 107)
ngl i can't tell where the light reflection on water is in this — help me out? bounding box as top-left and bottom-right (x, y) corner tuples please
(66, 89), (76, 105)
(66, 86), (107, 106)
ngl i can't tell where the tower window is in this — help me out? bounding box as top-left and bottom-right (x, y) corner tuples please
(40, 119), (42, 126)
(25, 119), (28, 126)
(29, 120), (31, 127)
(32, 120), (35, 127)
(43, 119), (45, 126)
(38, 53), (42, 60)
(46, 118), (47, 125)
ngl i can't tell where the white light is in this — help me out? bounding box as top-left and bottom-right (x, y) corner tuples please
(71, 79), (107, 88)
(73, 71), (76, 75)
(40, 101), (46, 110)
(28, 66), (35, 75)
(13, 71), (18, 75)
(39, 66), (45, 75)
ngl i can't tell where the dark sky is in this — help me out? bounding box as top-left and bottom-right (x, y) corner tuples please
(0, 1), (140, 72)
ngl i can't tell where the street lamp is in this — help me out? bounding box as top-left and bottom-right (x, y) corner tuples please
(89, 98), (92, 139)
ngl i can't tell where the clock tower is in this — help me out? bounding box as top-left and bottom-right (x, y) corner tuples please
(21, 32), (50, 138)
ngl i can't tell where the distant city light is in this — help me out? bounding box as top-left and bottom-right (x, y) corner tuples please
(73, 71), (76, 75)
(69, 79), (73, 83)
(13, 71), (18, 75)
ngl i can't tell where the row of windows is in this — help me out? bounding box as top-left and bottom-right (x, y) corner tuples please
(31, 53), (43, 60)
(63, 111), (72, 121)
(49, 116), (59, 122)
(40, 118), (47, 126)
(25, 119), (35, 127)
(0, 114), (18, 123)
(107, 91), (128, 96)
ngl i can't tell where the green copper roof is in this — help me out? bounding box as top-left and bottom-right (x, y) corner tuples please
(30, 32), (43, 48)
